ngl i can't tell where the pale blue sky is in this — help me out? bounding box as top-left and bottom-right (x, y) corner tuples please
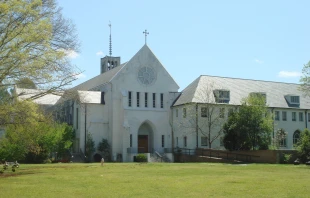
(58, 0), (310, 90)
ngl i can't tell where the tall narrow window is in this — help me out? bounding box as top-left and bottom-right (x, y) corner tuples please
(130, 134), (132, 147)
(293, 130), (300, 145)
(76, 108), (78, 129)
(275, 111), (280, 121)
(282, 111), (287, 121)
(201, 107), (207, 117)
(184, 136), (187, 147)
(183, 108), (186, 118)
(176, 109), (178, 117)
(160, 93), (164, 108)
(299, 112), (304, 122)
(201, 137), (208, 146)
(145, 93), (148, 107)
(292, 112), (296, 121)
(137, 92), (140, 107)
(128, 91), (132, 107)
(308, 113), (310, 122)
(176, 137), (178, 147)
(162, 135), (165, 147)
(153, 93), (156, 108)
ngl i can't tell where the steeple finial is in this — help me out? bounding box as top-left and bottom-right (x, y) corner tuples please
(109, 21), (112, 56)
(143, 29), (149, 44)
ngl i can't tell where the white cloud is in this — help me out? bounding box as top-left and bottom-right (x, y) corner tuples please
(59, 49), (79, 59)
(96, 51), (104, 56)
(254, 59), (264, 64)
(278, 71), (302, 78)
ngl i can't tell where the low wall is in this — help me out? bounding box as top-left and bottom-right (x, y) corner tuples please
(175, 148), (298, 164)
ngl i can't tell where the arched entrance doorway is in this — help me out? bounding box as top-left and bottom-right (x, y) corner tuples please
(138, 122), (153, 153)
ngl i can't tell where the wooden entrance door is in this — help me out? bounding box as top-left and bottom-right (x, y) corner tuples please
(138, 135), (148, 153)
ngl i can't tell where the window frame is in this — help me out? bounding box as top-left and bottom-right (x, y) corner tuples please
(201, 136), (208, 146)
(282, 111), (287, 121)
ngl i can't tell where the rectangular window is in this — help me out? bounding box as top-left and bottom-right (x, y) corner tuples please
(176, 137), (178, 147)
(183, 108), (186, 118)
(279, 137), (287, 147)
(201, 107), (207, 117)
(145, 93), (148, 107)
(128, 91), (132, 107)
(160, 93), (164, 108)
(291, 96), (300, 104)
(292, 112), (296, 121)
(183, 136), (187, 147)
(220, 108), (225, 118)
(308, 113), (310, 122)
(153, 93), (156, 108)
(299, 112), (304, 122)
(162, 135), (165, 148)
(282, 111), (287, 121)
(201, 137), (208, 146)
(275, 111), (280, 121)
(130, 134), (132, 147)
(137, 92), (140, 107)
(76, 108), (78, 129)
(176, 109), (178, 117)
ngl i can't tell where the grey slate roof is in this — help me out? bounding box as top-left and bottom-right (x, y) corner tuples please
(72, 62), (127, 91)
(174, 75), (310, 109)
(77, 91), (101, 104)
(15, 88), (62, 106)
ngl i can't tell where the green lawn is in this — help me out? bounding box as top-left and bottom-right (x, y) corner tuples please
(0, 163), (309, 197)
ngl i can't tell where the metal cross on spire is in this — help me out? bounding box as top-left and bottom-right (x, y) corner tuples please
(109, 21), (112, 56)
(143, 29), (149, 44)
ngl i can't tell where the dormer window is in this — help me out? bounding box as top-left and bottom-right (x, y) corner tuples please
(291, 96), (299, 104)
(284, 95), (300, 107)
(214, 89), (230, 103)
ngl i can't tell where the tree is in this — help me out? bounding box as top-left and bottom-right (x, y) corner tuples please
(296, 128), (310, 163)
(85, 132), (95, 162)
(15, 78), (37, 89)
(178, 84), (225, 148)
(97, 138), (111, 162)
(0, 0), (81, 101)
(300, 61), (310, 95)
(223, 95), (273, 151)
(0, 100), (74, 162)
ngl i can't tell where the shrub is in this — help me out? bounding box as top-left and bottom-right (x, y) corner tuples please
(136, 154), (147, 162)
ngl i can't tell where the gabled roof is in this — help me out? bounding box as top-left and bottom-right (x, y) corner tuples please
(15, 88), (62, 106)
(174, 75), (310, 109)
(72, 62), (127, 91)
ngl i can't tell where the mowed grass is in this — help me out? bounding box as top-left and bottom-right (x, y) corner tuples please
(0, 163), (309, 198)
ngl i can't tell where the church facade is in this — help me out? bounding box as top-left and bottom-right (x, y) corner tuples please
(18, 44), (310, 162)
(56, 45), (180, 162)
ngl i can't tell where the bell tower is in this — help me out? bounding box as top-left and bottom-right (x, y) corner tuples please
(100, 22), (121, 74)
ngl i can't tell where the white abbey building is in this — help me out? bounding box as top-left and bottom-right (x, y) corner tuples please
(15, 44), (310, 162)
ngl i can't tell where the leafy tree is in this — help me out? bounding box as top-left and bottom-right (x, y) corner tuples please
(0, 0), (81, 100)
(15, 78), (37, 89)
(223, 95), (273, 151)
(0, 101), (74, 162)
(300, 61), (310, 95)
(98, 138), (111, 162)
(296, 128), (310, 163)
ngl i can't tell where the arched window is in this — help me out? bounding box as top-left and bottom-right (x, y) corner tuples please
(293, 130), (301, 145)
